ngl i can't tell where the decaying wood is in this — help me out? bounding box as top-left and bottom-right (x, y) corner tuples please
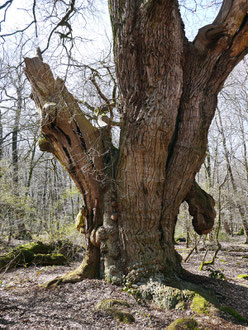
(24, 57), (106, 209)
(24, 57), (114, 280)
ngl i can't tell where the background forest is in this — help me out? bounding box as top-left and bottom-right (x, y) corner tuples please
(0, 0), (248, 247)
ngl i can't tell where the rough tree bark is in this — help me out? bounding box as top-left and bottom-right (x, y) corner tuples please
(24, 0), (248, 286)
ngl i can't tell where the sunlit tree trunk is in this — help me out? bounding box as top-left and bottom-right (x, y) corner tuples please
(12, 89), (21, 186)
(0, 110), (3, 162)
(217, 107), (248, 243)
(25, 128), (39, 195)
(11, 74), (30, 239)
(24, 0), (248, 284)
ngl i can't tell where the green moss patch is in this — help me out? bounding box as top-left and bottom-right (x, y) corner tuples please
(190, 294), (211, 315)
(220, 306), (248, 323)
(19, 241), (51, 254)
(166, 318), (199, 329)
(237, 274), (248, 280)
(95, 299), (130, 310)
(95, 299), (134, 324)
(0, 241), (67, 272)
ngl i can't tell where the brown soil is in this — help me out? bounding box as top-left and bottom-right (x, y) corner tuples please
(0, 237), (248, 329)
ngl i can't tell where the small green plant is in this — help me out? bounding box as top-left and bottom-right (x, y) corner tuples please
(206, 267), (226, 280)
(236, 227), (244, 236)
(122, 278), (142, 303)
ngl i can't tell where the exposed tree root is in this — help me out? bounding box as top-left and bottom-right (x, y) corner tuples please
(44, 245), (100, 288)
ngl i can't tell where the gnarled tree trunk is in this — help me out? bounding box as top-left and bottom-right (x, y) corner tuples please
(24, 0), (248, 285)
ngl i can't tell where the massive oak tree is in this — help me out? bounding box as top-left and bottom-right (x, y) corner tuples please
(24, 0), (248, 286)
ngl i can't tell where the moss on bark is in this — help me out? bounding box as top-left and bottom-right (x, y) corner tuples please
(38, 136), (53, 152)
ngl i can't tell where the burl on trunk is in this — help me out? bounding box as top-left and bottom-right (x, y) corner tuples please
(24, 0), (248, 285)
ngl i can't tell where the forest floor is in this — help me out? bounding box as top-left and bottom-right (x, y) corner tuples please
(0, 236), (248, 329)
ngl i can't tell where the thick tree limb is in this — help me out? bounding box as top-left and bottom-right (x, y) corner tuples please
(24, 57), (107, 213)
(24, 57), (112, 284)
(184, 181), (216, 235)
(162, 2), (248, 221)
(25, 61), (108, 238)
(194, 0), (248, 58)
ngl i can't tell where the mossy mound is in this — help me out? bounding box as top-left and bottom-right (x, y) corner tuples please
(166, 318), (199, 329)
(0, 241), (67, 272)
(95, 299), (130, 310)
(190, 294), (212, 315)
(33, 253), (67, 265)
(95, 299), (135, 324)
(51, 239), (84, 262)
(19, 241), (51, 254)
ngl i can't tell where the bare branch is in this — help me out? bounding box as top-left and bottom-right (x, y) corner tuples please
(43, 0), (76, 53)
(0, 0), (14, 32)
(0, 0), (13, 10)
(32, 0), (38, 38)
(0, 21), (35, 39)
